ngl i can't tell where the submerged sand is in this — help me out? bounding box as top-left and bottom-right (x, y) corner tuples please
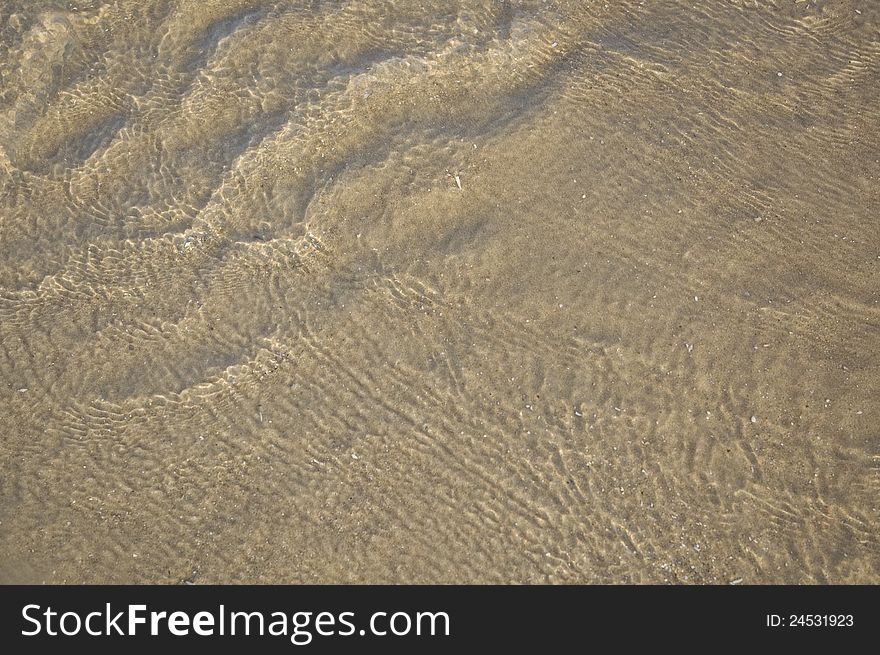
(0, 0), (878, 583)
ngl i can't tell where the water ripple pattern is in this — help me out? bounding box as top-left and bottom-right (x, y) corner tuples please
(0, 0), (878, 583)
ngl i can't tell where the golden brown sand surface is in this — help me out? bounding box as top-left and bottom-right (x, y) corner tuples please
(0, 0), (878, 583)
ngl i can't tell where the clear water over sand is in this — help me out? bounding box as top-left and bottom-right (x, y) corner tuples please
(0, 0), (878, 583)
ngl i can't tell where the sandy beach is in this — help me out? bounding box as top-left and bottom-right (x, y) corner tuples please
(0, 0), (878, 584)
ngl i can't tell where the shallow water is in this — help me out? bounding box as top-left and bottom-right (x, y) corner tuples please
(0, 0), (878, 583)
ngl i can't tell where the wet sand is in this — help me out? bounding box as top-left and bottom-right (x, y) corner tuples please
(0, 1), (878, 583)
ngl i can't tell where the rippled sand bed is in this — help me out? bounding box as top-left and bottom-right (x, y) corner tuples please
(0, 1), (877, 584)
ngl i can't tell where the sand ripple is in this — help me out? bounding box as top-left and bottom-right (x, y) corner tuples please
(0, 0), (878, 583)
